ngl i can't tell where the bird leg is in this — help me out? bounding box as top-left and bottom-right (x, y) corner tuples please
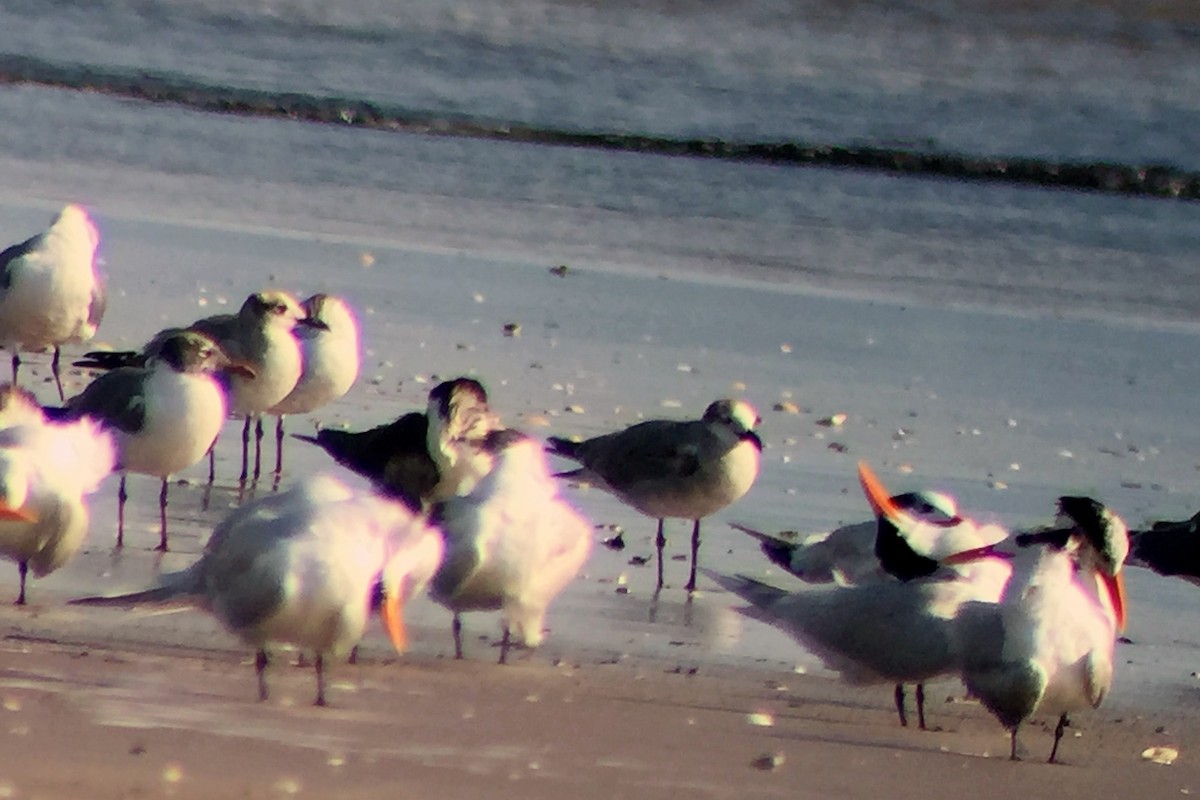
(239, 417), (251, 483)
(116, 474), (128, 547)
(253, 417), (264, 482)
(156, 478), (169, 552)
(685, 518), (701, 592)
(499, 625), (511, 665)
(51, 346), (65, 401)
(453, 613), (464, 659)
(1048, 713), (1068, 764)
(1009, 726), (1021, 761)
(9, 351), (18, 387)
(207, 440), (216, 485)
(255, 649), (270, 701)
(655, 518), (667, 593)
(274, 416), (285, 477)
(916, 683), (927, 731)
(313, 652), (327, 707)
(15, 560), (27, 605)
(894, 683), (909, 727)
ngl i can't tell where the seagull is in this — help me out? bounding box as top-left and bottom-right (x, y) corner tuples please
(0, 204), (105, 401)
(0, 385), (115, 604)
(80, 290), (315, 483)
(955, 496), (1129, 762)
(293, 377), (504, 511)
(428, 428), (593, 663)
(58, 330), (253, 550)
(547, 398), (762, 593)
(268, 293), (361, 477)
(71, 474), (444, 706)
(1125, 512), (1200, 585)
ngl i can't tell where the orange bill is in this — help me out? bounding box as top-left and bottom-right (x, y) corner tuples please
(0, 503), (37, 523)
(380, 587), (408, 654)
(942, 544), (1010, 565)
(857, 461), (901, 519)
(1102, 571), (1127, 632)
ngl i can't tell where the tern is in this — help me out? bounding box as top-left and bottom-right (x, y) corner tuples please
(268, 293), (360, 476)
(0, 204), (105, 401)
(0, 385), (115, 603)
(425, 377), (504, 502)
(547, 398), (762, 593)
(71, 474), (444, 706)
(428, 428), (593, 663)
(955, 496), (1129, 762)
(58, 330), (252, 550)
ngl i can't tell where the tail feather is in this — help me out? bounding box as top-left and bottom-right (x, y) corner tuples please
(69, 566), (201, 607)
(702, 569), (790, 615)
(73, 350), (144, 371)
(730, 523), (797, 572)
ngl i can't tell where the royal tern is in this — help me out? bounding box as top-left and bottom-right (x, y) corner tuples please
(0, 385), (115, 603)
(955, 496), (1129, 762)
(547, 398), (761, 593)
(429, 428), (593, 663)
(58, 330), (251, 550)
(71, 474), (443, 706)
(268, 293), (360, 476)
(0, 204), (105, 401)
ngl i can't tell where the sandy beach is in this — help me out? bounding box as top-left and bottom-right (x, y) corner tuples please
(0, 169), (1194, 799)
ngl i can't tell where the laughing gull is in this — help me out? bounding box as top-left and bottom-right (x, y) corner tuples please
(0, 385), (115, 603)
(294, 377), (504, 510)
(72, 474), (444, 706)
(0, 204), (105, 401)
(428, 429), (593, 663)
(268, 293), (361, 476)
(59, 330), (253, 550)
(547, 398), (762, 593)
(81, 290), (315, 484)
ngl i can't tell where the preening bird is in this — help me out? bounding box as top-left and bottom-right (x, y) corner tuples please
(0, 204), (105, 401)
(71, 474), (444, 706)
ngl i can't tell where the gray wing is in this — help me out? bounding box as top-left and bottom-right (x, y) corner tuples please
(577, 419), (715, 488)
(68, 368), (151, 434)
(0, 232), (42, 293)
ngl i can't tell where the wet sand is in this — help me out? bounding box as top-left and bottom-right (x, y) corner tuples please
(0, 195), (1199, 795)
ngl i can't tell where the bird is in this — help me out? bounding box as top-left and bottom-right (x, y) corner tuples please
(57, 330), (254, 550)
(294, 377), (504, 511)
(293, 411), (438, 512)
(428, 428), (593, 663)
(268, 293), (361, 477)
(0, 385), (115, 604)
(0, 204), (105, 401)
(1125, 512), (1200, 585)
(80, 290), (316, 484)
(70, 474), (444, 706)
(547, 398), (762, 593)
(715, 464), (1012, 732)
(954, 495), (1129, 762)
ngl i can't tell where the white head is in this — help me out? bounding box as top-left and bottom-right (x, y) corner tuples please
(52, 204), (101, 253)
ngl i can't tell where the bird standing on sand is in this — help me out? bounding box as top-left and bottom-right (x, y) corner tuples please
(429, 429), (593, 663)
(547, 398), (761, 593)
(294, 377), (503, 511)
(81, 290), (315, 484)
(715, 463), (1011, 732)
(955, 496), (1129, 762)
(0, 385), (115, 604)
(268, 293), (360, 477)
(0, 204), (105, 401)
(71, 474), (444, 706)
(60, 330), (253, 550)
